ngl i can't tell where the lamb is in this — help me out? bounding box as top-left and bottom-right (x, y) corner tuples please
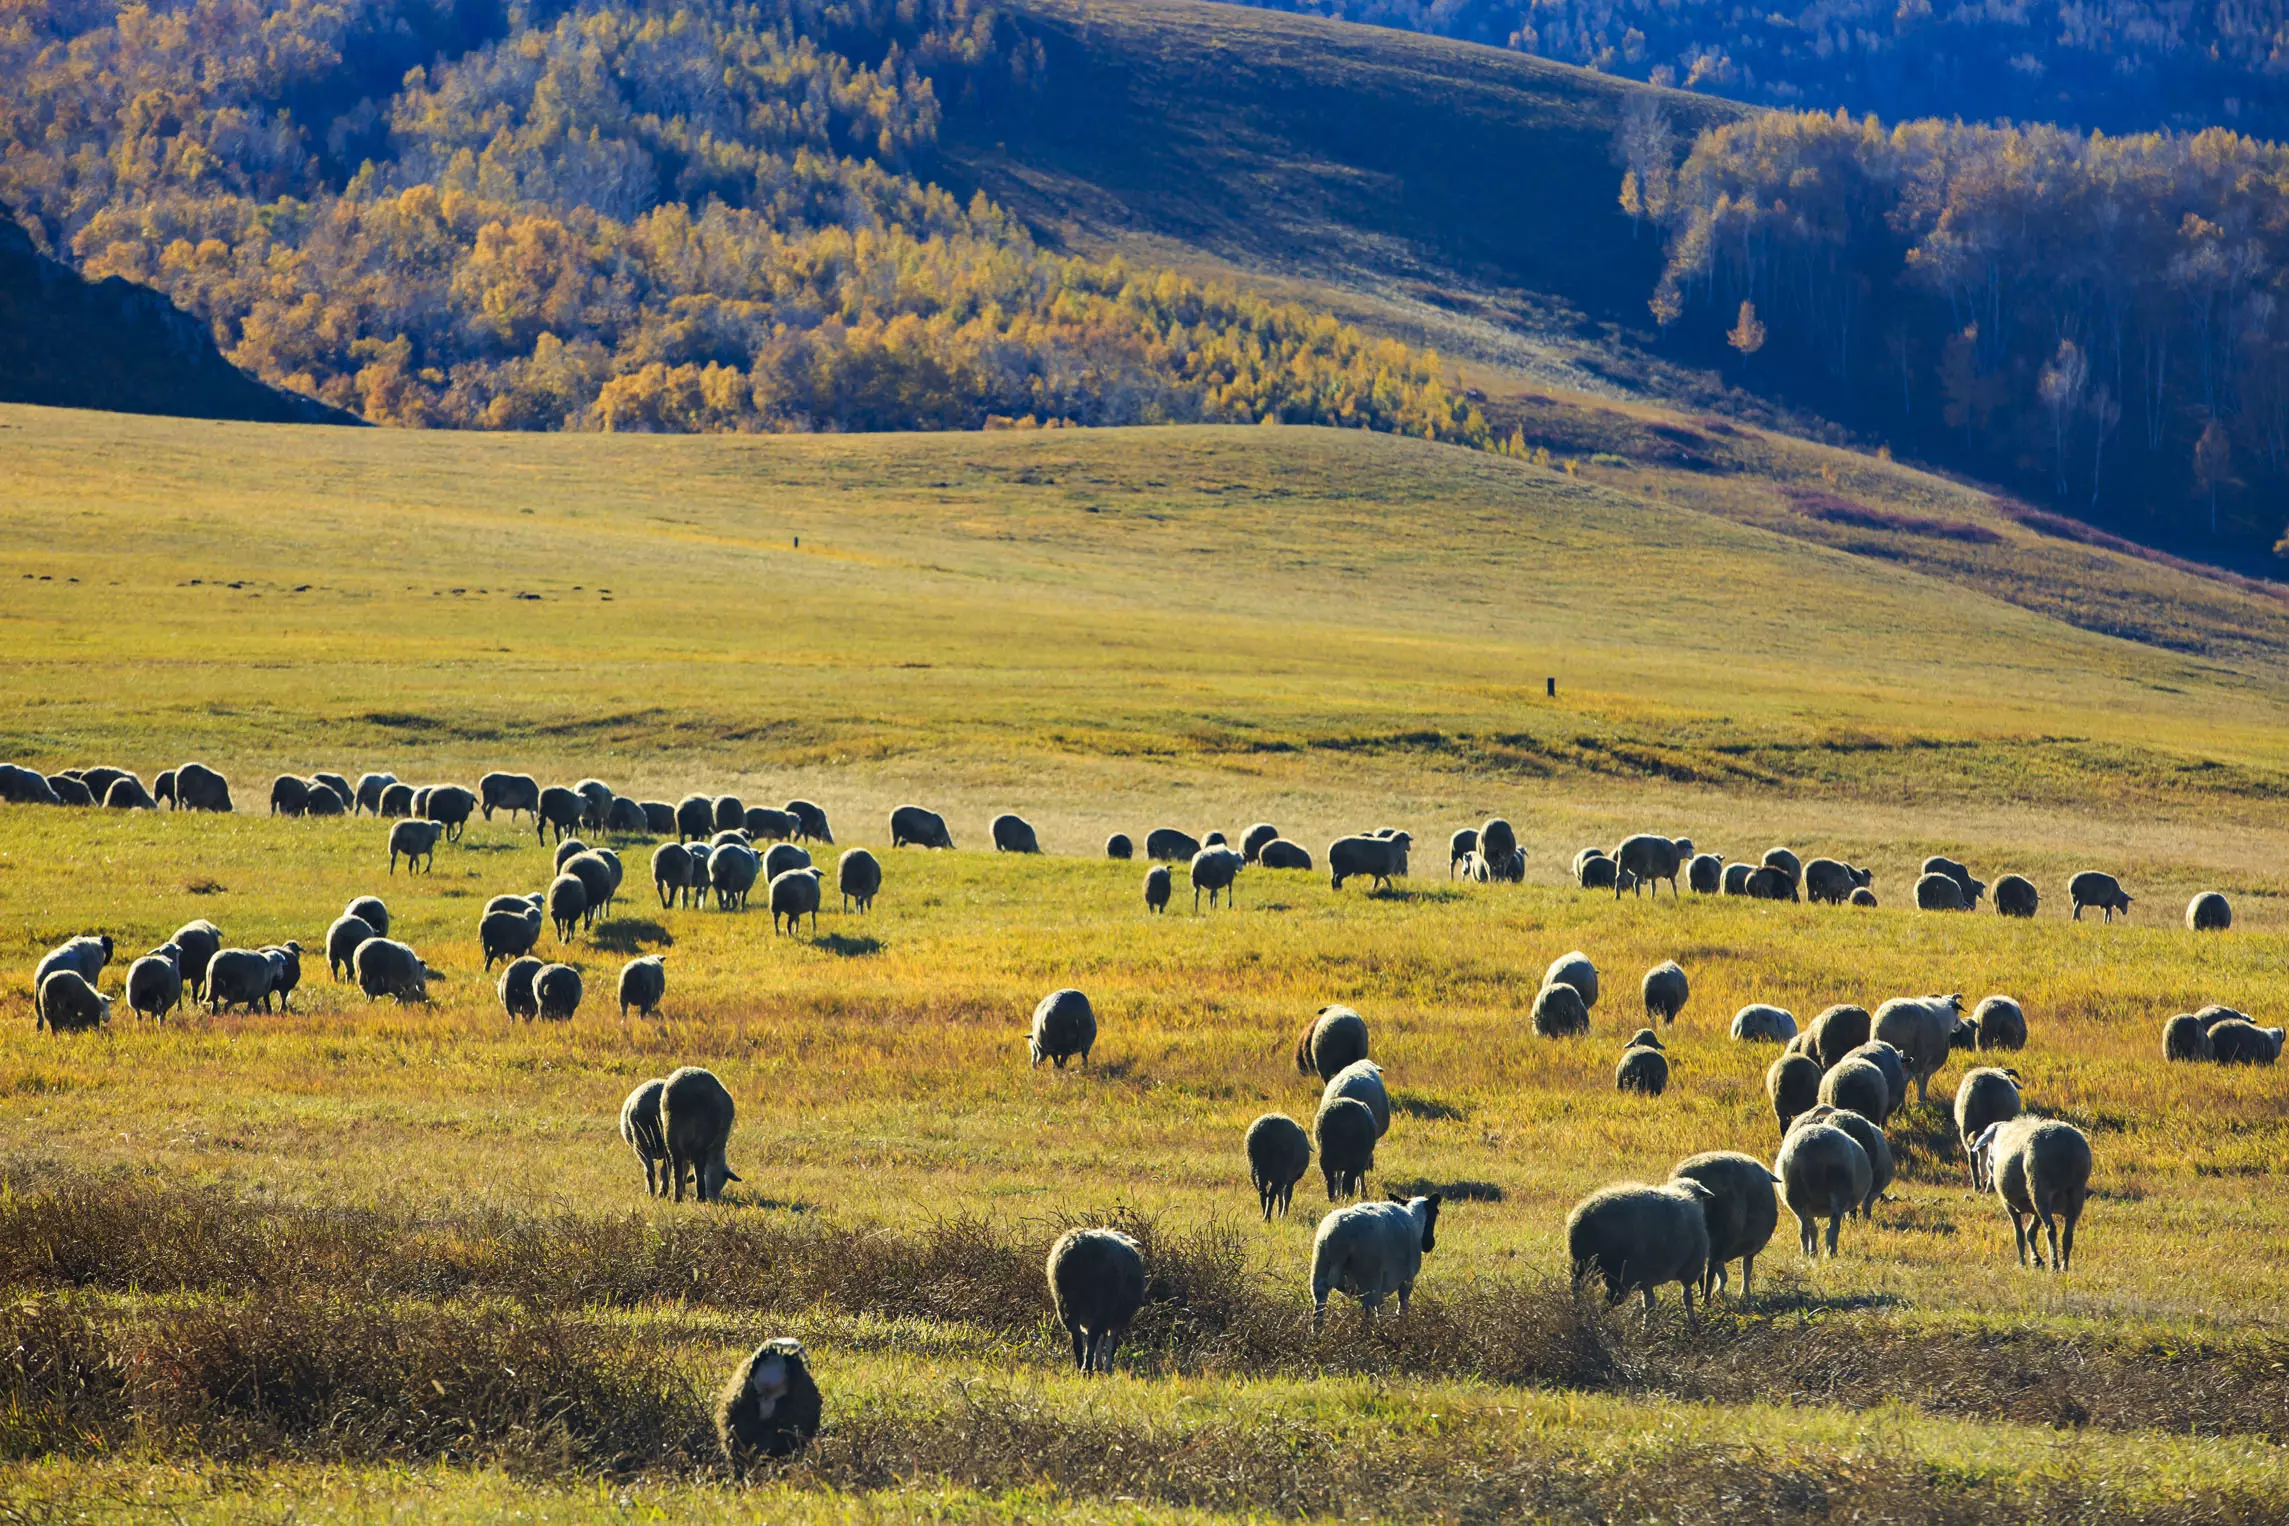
(2069, 871), (2133, 922)
(1971, 995), (2027, 1050)
(652, 842), (697, 907)
(1802, 858), (1873, 904)
(1993, 874), (2040, 917)
(380, 782), (417, 817)
(206, 946), (291, 1014)
(785, 800), (833, 844)
(498, 956), (543, 1020)
(1743, 865), (1798, 901)
(481, 905), (542, 970)
(34, 935), (113, 992)
(1045, 1228), (1146, 1372)
(533, 962), (582, 1020)
(1313, 1095), (1377, 1199)
(1914, 872), (1968, 911)
(745, 806), (797, 842)
(1190, 845), (1243, 910)
(1614, 834), (1693, 897)
(1921, 855), (1985, 906)
(1687, 853), (1724, 893)
(620, 1077), (669, 1194)
(1246, 1113), (1312, 1218)
(1105, 833), (1134, 860)
(1841, 1041), (1909, 1120)
(1294, 1005), (1371, 1081)
(1774, 1121), (1871, 1257)
(36, 970), (111, 1031)
(1767, 1053), (1820, 1133)
(837, 848), (881, 912)
(1543, 951), (1598, 1009)
(763, 842), (812, 882)
(548, 873), (590, 941)
(171, 921), (222, 1000)
(660, 1065), (741, 1202)
(1565, 1180), (1713, 1311)
(1817, 1056), (1893, 1126)
(536, 786), (583, 844)
(714, 1339), (822, 1469)
(618, 955), (666, 1017)
(1257, 839), (1313, 872)
(2187, 891), (2232, 931)
(1030, 988), (1097, 1068)
(1532, 981), (1590, 1037)
(1615, 1044), (1669, 1095)
(676, 795), (716, 841)
(712, 795), (747, 833)
(388, 819), (444, 875)
(1849, 887), (1877, 907)
(1670, 1151), (1781, 1303)
(171, 762), (231, 811)
(770, 867), (822, 934)
(1449, 828), (1479, 876)
(1955, 1067), (2023, 1188)
(2162, 1012), (2213, 1061)
(1872, 994), (1974, 1103)
(1327, 832), (1410, 891)
(127, 946), (183, 1022)
(353, 938), (429, 1002)
(1730, 1004), (1797, 1043)
(1641, 960), (1689, 1024)
(1143, 864), (1172, 913)
(1806, 1004), (1872, 1068)
(1311, 1194), (1441, 1330)
(1972, 1117), (2091, 1270)
(2209, 1018), (2285, 1064)
(1790, 1103), (1892, 1215)
(711, 844), (760, 911)
(889, 805), (954, 849)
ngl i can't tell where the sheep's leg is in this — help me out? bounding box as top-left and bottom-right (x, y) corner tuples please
(2034, 1201), (2059, 1270)
(1796, 1210), (1817, 1257)
(2010, 1209), (2030, 1265)
(2059, 1206), (2078, 1271)
(1824, 1210), (1842, 1258)
(1739, 1253), (1755, 1305)
(669, 1150), (689, 1203)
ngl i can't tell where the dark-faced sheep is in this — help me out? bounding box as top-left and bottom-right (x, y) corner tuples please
(1873, 994), (1973, 1103)
(1566, 1180), (1713, 1312)
(1730, 1004), (1797, 1043)
(1143, 865), (1171, 913)
(264, 942), (304, 1012)
(2187, 891), (2232, 931)
(1295, 1005), (1370, 1082)
(1971, 995), (2027, 1050)
(1047, 1229), (1146, 1372)
(1993, 874), (2039, 917)
(498, 956), (542, 1020)
(1532, 981), (1590, 1037)
(1973, 1117), (2091, 1270)
(1767, 1053), (1820, 1133)
(425, 785), (477, 841)
(618, 955), (666, 1017)
(1955, 1067), (2023, 1188)
(1259, 839), (1313, 871)
(715, 1339), (821, 1469)
(763, 843), (811, 883)
(571, 779), (614, 830)
(660, 1065), (740, 1202)
(1246, 1112), (1312, 1218)
(0, 764), (61, 804)
(2069, 871), (2132, 922)
(769, 867), (822, 934)
(1775, 1121), (1870, 1257)
(481, 906), (542, 970)
(837, 848), (881, 912)
(1030, 988), (1096, 1068)
(48, 775), (93, 806)
(1312, 1194), (1440, 1330)
(1642, 961), (1689, 1025)
(206, 947), (288, 1014)
(1671, 1151), (1781, 1303)
(1327, 832), (1410, 891)
(1105, 833), (1133, 860)
(889, 805), (954, 849)
(1190, 846), (1243, 910)
(535, 963), (583, 1021)
(36, 970), (111, 1032)
(127, 947), (183, 1022)
(1615, 1045), (1669, 1095)
(353, 938), (428, 1003)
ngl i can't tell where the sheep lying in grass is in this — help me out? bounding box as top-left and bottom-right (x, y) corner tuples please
(1670, 1151), (1781, 1304)
(1955, 1067), (2023, 1188)
(1047, 1228), (1146, 1372)
(715, 1338), (822, 1469)
(1565, 1180), (1713, 1312)
(1641, 961), (1689, 1025)
(620, 1077), (669, 1195)
(1311, 1194), (1441, 1331)
(1030, 989), (1097, 1069)
(1775, 1120), (1870, 1258)
(1972, 1117), (2092, 1271)
(1246, 1113), (1312, 1219)
(1294, 1005), (1370, 1082)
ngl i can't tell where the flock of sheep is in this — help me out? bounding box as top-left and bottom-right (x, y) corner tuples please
(9, 762), (2279, 1467)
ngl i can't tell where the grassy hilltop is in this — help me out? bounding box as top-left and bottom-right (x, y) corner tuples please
(4, 404), (2289, 1519)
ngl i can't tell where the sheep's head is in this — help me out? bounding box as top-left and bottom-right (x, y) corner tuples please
(744, 1339), (805, 1417)
(1672, 837), (1694, 857)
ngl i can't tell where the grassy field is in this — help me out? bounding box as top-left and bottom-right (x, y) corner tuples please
(4, 403), (2289, 1519)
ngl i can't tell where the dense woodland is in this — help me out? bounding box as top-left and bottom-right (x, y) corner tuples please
(1243, 0), (2289, 140)
(0, 0), (1487, 440)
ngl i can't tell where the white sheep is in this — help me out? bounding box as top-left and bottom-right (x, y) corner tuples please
(1310, 1194), (1441, 1331)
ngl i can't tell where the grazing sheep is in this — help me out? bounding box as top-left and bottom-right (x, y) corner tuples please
(769, 868), (822, 934)
(1046, 1228), (1146, 1373)
(353, 938), (428, 1003)
(1105, 833), (1134, 860)
(170, 762), (230, 811)
(1743, 865), (1798, 901)
(1760, 847), (1802, 884)
(1311, 1194), (1441, 1330)
(1914, 872), (1968, 911)
(571, 779), (614, 830)
(1246, 1113), (1312, 1218)
(1730, 1004), (1797, 1043)
(1955, 1067), (2023, 1188)
(1544, 952), (1598, 1009)
(1767, 1053), (1821, 1133)
(299, 780), (344, 817)
(535, 963), (583, 1021)
(353, 772), (395, 816)
(309, 772), (353, 812)
(1806, 1004), (1872, 1069)
(1670, 1151), (1781, 1303)
(1190, 846), (1243, 910)
(388, 819), (444, 875)
(837, 848), (881, 912)
(652, 842), (697, 908)
(711, 845), (760, 911)
(1577, 855), (1625, 891)
(1802, 858), (1869, 905)
(1143, 865), (1172, 913)
(1641, 961), (1689, 1025)
(1971, 995), (2027, 1050)
(480, 906), (542, 970)
(1259, 839), (1313, 870)
(1775, 1122), (1871, 1257)
(1841, 1041), (1910, 1121)
(1313, 1095), (1378, 1200)
(1919, 856), (1985, 907)
(1818, 1056), (1893, 1126)
(676, 795), (715, 842)
(1973, 1117), (2091, 1270)
(1873, 994), (1974, 1103)
(1565, 1180), (1713, 1311)
(477, 772), (538, 822)
(79, 766), (129, 800)
(1993, 874), (2039, 917)
(712, 795), (747, 833)
(1532, 981), (1591, 1037)
(715, 1339), (822, 1469)
(1322, 1059), (1391, 1137)
(0, 763), (62, 803)
(261, 943), (304, 1013)
(127, 947), (183, 1022)
(35, 970), (111, 1032)
(536, 786), (583, 844)
(424, 785), (477, 841)
(48, 775), (93, 806)
(1203, 831), (1229, 848)
(785, 800), (832, 844)
(34, 935), (113, 992)
(2187, 891), (2232, 931)
(1327, 832), (1410, 891)
(1614, 834), (1693, 897)
(483, 892), (540, 917)
(1791, 1104), (1892, 1215)
(745, 806), (797, 842)
(498, 956), (543, 1020)
(269, 774), (311, 816)
(620, 1077), (669, 1194)
(1142, 827), (1200, 863)
(1030, 988), (1097, 1069)
(378, 782), (416, 817)
(1687, 853), (1724, 894)
(1615, 1044), (1670, 1096)
(1849, 886), (1878, 907)
(889, 805), (954, 849)
(594, 796), (642, 835)
(1295, 1005), (1371, 1081)
(2162, 1013), (2212, 1062)
(1783, 1030), (1816, 1062)
(1475, 817), (1517, 867)
(171, 922), (222, 1000)
(618, 955), (666, 1017)
(762, 843), (812, 882)
(660, 1066), (740, 1202)
(205, 947), (289, 1014)
(2069, 871), (2133, 922)
(1721, 862), (1753, 895)
(1449, 828), (1479, 876)
(2195, 1004), (2249, 1029)
(547, 873), (590, 941)
(2209, 1018), (2285, 1064)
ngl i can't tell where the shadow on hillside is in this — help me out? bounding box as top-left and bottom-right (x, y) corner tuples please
(1393, 1095), (1466, 1121)
(592, 920), (671, 953)
(1384, 1175), (1504, 1202)
(814, 933), (882, 957)
(1743, 1289), (1906, 1316)
(1365, 885), (1464, 903)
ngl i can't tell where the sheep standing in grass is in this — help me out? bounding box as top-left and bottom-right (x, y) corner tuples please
(326, 915), (375, 981)
(264, 943), (304, 1013)
(889, 805), (954, 849)
(2162, 1013), (2213, 1062)
(2187, 892), (2232, 931)
(1744, 866), (1798, 901)
(786, 800), (833, 844)
(1311, 1194), (1441, 1331)
(548, 874), (589, 941)
(2209, 1019), (2285, 1064)
(770, 867), (822, 934)
(379, 782), (416, 817)
(1973, 1117), (2092, 1270)
(1030, 988), (1097, 1069)
(127, 946), (183, 1022)
(35, 935), (113, 993)
(1259, 839), (1313, 870)
(1767, 1053), (1820, 1133)
(1327, 832), (1410, 891)
(661, 1066), (740, 1203)
(1105, 833), (1134, 860)
(652, 842), (698, 908)
(675, 796), (715, 841)
(1921, 856), (1984, 906)
(535, 963), (583, 1021)
(481, 905), (542, 970)
(715, 1338), (822, 1468)
(1994, 875), (2040, 917)
(388, 819), (444, 875)
(1841, 1041), (1909, 1119)
(1730, 1004), (1797, 1043)
(620, 1077), (669, 1194)
(1873, 994), (1973, 1103)
(1565, 1180), (1713, 1311)
(1295, 1005), (1370, 1082)
(711, 843), (760, 911)
(1688, 853), (1724, 893)
(1449, 828), (1479, 877)
(1313, 1096), (1377, 1199)
(1971, 995), (2027, 1050)
(1670, 1152), (1780, 1303)
(1615, 1043), (1669, 1096)
(991, 813), (1040, 853)
(1915, 873), (1968, 911)
(1803, 858), (1872, 904)
(353, 938), (428, 1003)
(1955, 1068), (2023, 1188)
(206, 947), (290, 1014)
(1775, 1121), (1870, 1257)
(712, 796), (747, 833)
(1322, 1058), (1391, 1136)
(1614, 834), (1692, 897)
(478, 772), (538, 822)
(1190, 845), (1243, 910)
(2069, 871), (2133, 921)
(270, 775), (311, 816)
(536, 786), (583, 844)
(1532, 981), (1590, 1037)
(1143, 865), (1172, 913)
(1544, 952), (1598, 1010)
(1641, 961), (1689, 1025)
(36, 970), (111, 1032)
(619, 955), (666, 1018)
(1805, 1004), (1871, 1068)
(1145, 827), (1201, 862)
(1790, 1104), (1891, 1216)
(1818, 1056), (1893, 1126)
(837, 848), (881, 913)
(171, 922), (222, 1001)
(499, 956), (543, 1019)
(1047, 1228), (1146, 1373)
(1246, 1113), (1312, 1218)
